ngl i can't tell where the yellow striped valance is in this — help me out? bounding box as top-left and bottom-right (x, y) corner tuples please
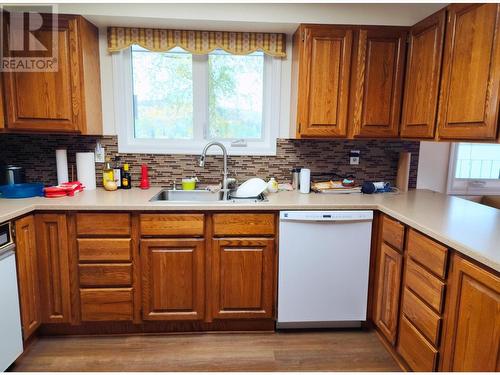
(107, 27), (286, 57)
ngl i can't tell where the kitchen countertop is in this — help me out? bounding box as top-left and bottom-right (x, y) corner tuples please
(1, 188), (499, 272)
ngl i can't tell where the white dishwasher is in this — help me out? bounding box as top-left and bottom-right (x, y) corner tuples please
(278, 210), (373, 328)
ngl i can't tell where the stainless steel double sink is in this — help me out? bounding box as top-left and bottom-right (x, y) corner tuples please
(149, 189), (266, 203)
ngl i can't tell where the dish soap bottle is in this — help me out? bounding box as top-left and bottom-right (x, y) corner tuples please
(102, 158), (117, 191)
(121, 163), (132, 190)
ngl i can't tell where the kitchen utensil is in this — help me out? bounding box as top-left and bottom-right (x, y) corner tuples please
(0, 183), (44, 199)
(0, 165), (25, 185)
(299, 168), (311, 194)
(234, 178), (268, 198)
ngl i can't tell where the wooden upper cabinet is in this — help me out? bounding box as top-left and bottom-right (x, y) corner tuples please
(15, 215), (41, 339)
(35, 213), (72, 324)
(211, 238), (275, 319)
(400, 10), (446, 139)
(2, 14), (102, 134)
(437, 4), (500, 140)
(349, 27), (407, 138)
(374, 242), (403, 345)
(140, 239), (205, 321)
(295, 25), (353, 138)
(440, 254), (500, 371)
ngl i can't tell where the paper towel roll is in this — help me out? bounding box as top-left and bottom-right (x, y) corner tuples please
(56, 149), (69, 185)
(300, 168), (311, 194)
(76, 152), (96, 190)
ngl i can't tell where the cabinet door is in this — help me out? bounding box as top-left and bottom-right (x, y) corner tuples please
(437, 4), (500, 140)
(36, 213), (72, 323)
(374, 242), (403, 345)
(440, 254), (500, 371)
(400, 10), (446, 138)
(350, 28), (407, 138)
(141, 239), (205, 320)
(15, 215), (41, 339)
(297, 26), (353, 138)
(212, 238), (275, 319)
(3, 16), (82, 132)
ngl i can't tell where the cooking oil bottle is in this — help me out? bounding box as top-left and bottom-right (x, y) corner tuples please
(102, 157), (117, 191)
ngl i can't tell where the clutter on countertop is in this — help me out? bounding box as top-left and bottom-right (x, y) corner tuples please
(291, 168), (301, 190)
(267, 178), (278, 193)
(311, 179), (361, 194)
(299, 168), (311, 194)
(234, 177), (268, 198)
(76, 152), (96, 190)
(44, 181), (84, 198)
(121, 163), (132, 189)
(0, 183), (44, 199)
(102, 157), (117, 191)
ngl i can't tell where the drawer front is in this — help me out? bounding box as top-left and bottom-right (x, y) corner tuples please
(78, 238), (132, 262)
(79, 264), (133, 287)
(407, 229), (448, 278)
(402, 288), (442, 346)
(140, 214), (204, 237)
(76, 213), (131, 236)
(405, 259), (445, 313)
(381, 215), (405, 251)
(397, 315), (438, 372)
(80, 288), (133, 321)
(213, 213), (275, 237)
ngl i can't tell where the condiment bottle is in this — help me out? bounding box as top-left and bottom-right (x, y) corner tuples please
(102, 158), (117, 191)
(121, 164), (132, 190)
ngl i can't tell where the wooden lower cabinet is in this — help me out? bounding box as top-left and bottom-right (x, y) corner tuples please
(35, 213), (72, 324)
(374, 242), (403, 344)
(211, 238), (275, 319)
(80, 288), (134, 321)
(15, 215), (41, 339)
(440, 254), (500, 371)
(140, 238), (205, 321)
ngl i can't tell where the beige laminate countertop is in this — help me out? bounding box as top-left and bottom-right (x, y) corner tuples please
(1, 188), (499, 272)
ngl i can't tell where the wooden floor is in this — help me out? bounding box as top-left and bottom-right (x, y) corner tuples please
(11, 330), (401, 372)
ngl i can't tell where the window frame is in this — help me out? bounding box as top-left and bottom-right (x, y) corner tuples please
(112, 47), (281, 155)
(447, 143), (500, 195)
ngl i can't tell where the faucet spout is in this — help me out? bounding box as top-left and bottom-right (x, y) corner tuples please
(198, 141), (229, 200)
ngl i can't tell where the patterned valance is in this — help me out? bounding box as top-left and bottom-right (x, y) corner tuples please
(107, 27), (286, 57)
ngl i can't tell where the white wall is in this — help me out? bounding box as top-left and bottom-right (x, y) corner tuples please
(416, 142), (451, 193)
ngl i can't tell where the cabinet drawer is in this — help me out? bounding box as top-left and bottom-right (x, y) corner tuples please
(213, 214), (275, 236)
(407, 229), (448, 278)
(381, 215), (405, 251)
(397, 315), (438, 372)
(78, 238), (131, 262)
(79, 264), (132, 287)
(140, 214), (204, 236)
(76, 213), (131, 236)
(402, 288), (442, 346)
(405, 259), (445, 313)
(80, 288), (133, 321)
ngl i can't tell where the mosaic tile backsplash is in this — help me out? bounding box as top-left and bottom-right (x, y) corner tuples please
(0, 134), (420, 188)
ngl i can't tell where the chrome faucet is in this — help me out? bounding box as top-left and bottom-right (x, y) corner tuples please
(198, 141), (231, 200)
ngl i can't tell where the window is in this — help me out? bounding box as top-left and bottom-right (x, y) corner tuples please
(113, 46), (281, 155)
(447, 143), (500, 194)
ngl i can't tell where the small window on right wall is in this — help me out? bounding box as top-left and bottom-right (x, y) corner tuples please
(447, 143), (500, 195)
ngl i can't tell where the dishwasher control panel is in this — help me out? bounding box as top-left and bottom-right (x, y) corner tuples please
(280, 210), (373, 222)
